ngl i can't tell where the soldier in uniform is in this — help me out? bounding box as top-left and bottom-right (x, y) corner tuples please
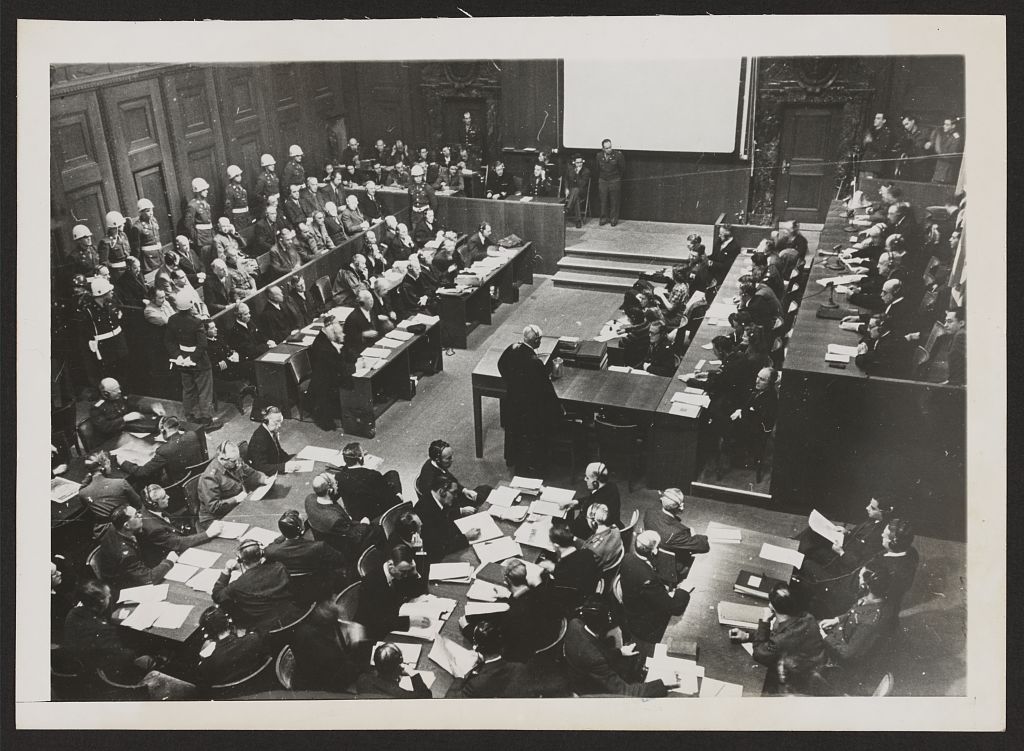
(98, 211), (132, 279)
(563, 153), (592, 229)
(222, 164), (252, 228)
(461, 111), (483, 166)
(81, 277), (131, 387)
(253, 154), (279, 219)
(280, 144), (306, 198)
(408, 163), (437, 216)
(129, 198), (163, 273)
(67, 224), (100, 279)
(524, 163), (554, 198)
(184, 177), (216, 265)
(281, 182), (305, 232)
(166, 291), (221, 430)
(213, 216), (248, 262)
(596, 138), (625, 226)
(88, 376), (166, 441)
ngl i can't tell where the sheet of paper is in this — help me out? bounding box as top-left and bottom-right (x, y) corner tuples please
(398, 671), (437, 692)
(486, 486), (520, 508)
(121, 601), (162, 630)
(109, 445), (156, 466)
(375, 337), (401, 349)
(472, 536), (523, 565)
(428, 562), (473, 581)
(825, 352), (850, 364)
(466, 579), (511, 602)
(454, 512), (504, 543)
(747, 575), (763, 589)
(186, 567), (223, 594)
(671, 391), (711, 408)
(464, 601), (511, 617)
(669, 402), (701, 418)
(428, 636), (479, 679)
(759, 542), (805, 568)
(528, 500), (568, 518)
(361, 453), (384, 471)
(513, 518), (556, 552)
(385, 329), (414, 341)
(51, 477), (81, 504)
(374, 641), (421, 666)
(827, 343), (860, 357)
(683, 386), (706, 395)
(741, 641), (754, 656)
(153, 603), (194, 630)
(487, 505), (528, 523)
(296, 445), (344, 464)
(117, 583), (169, 604)
(287, 459), (316, 473)
(216, 521), (249, 540)
(809, 509), (845, 548)
(510, 476), (544, 492)
(260, 352), (291, 363)
(361, 347), (391, 359)
(246, 474), (277, 502)
(594, 331), (626, 343)
(699, 677), (743, 698)
(128, 431), (151, 439)
(705, 522), (742, 542)
(539, 486), (576, 504)
(701, 342), (715, 350)
(176, 548), (221, 569)
(163, 562), (200, 583)
(241, 527), (282, 547)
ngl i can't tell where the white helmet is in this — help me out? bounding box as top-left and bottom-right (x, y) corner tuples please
(288, 144), (304, 157)
(72, 224), (92, 240)
(90, 277), (115, 297)
(226, 164), (243, 179)
(191, 177), (210, 193)
(137, 198), (154, 211)
(260, 154), (276, 167)
(105, 211), (125, 229)
(410, 164), (425, 177)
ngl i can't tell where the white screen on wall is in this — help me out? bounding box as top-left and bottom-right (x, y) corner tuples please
(562, 58), (745, 153)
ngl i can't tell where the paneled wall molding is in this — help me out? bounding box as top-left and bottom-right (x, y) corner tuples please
(417, 62), (501, 160)
(50, 64), (190, 98)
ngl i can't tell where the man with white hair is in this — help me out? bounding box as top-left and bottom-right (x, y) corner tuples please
(213, 216), (247, 260)
(641, 488), (710, 578)
(197, 440), (272, 528)
(619, 530), (691, 654)
(224, 246), (258, 301)
(307, 210), (336, 253)
(281, 182), (305, 231)
(332, 253), (371, 308)
(360, 180), (387, 221)
(226, 302), (269, 371)
(166, 290), (220, 429)
(300, 175), (327, 219)
(88, 376), (166, 440)
(342, 289), (381, 355)
(203, 258), (235, 315)
(497, 324), (562, 474)
(258, 285), (297, 346)
(572, 462), (621, 537)
(268, 227), (309, 279)
(322, 201), (347, 246)
(340, 194), (370, 255)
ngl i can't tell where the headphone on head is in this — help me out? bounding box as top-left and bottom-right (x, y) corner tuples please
(594, 463), (608, 483)
(236, 538), (264, 565)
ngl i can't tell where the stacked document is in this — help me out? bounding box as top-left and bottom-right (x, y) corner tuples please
(487, 505), (528, 523)
(671, 391), (711, 409)
(246, 474), (277, 502)
(472, 536), (523, 565)
(645, 648), (703, 695)
(464, 601), (510, 617)
(454, 512), (504, 543)
(51, 477), (81, 504)
(121, 601), (193, 631)
(428, 636), (480, 679)
(759, 543), (804, 568)
(827, 343), (860, 358)
(177, 548), (221, 569)
(466, 579), (511, 602)
(217, 521), (250, 539)
(528, 500), (568, 518)
(110, 445), (156, 466)
(669, 402), (701, 418)
(428, 562), (473, 582)
(375, 337), (402, 349)
(260, 352), (291, 363)
(386, 329), (415, 342)
(825, 351), (850, 364)
(391, 596), (456, 640)
(117, 583), (169, 604)
(297, 445), (345, 465)
(510, 476), (544, 493)
(241, 527), (282, 547)
(513, 518), (556, 552)
(486, 486), (521, 508)
(539, 486), (576, 505)
(164, 563), (200, 583)
(717, 601), (771, 629)
(361, 347), (391, 360)
(186, 567), (223, 594)
(705, 522), (742, 543)
(817, 273), (866, 287)
(286, 459), (315, 473)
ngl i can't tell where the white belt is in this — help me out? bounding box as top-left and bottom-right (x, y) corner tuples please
(94, 326), (122, 341)
(179, 345), (197, 352)
(195, 223), (213, 230)
(141, 243), (162, 250)
(109, 260), (127, 268)
(231, 207), (249, 214)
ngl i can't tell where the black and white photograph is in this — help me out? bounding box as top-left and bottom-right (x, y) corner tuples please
(14, 13), (1005, 732)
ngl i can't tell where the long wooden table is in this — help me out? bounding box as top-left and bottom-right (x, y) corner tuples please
(439, 243), (535, 349)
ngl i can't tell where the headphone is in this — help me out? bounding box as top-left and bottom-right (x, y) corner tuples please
(593, 463), (608, 483)
(261, 405), (281, 423)
(428, 439), (450, 463)
(575, 599), (613, 633)
(236, 538), (264, 565)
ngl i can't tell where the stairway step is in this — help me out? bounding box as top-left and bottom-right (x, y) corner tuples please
(552, 270), (635, 292)
(563, 244), (691, 266)
(557, 256), (668, 277)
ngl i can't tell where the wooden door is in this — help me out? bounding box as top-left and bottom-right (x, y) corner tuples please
(100, 78), (180, 239)
(162, 67), (228, 223)
(51, 91), (120, 242)
(774, 105), (841, 223)
(215, 66), (274, 195)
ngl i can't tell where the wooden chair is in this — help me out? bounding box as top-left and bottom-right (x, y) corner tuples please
(357, 545), (385, 579)
(871, 671), (894, 697)
(76, 418), (99, 455)
(534, 617), (568, 657)
(334, 580), (362, 621)
(595, 417), (644, 491)
(314, 276), (333, 314)
(618, 509), (640, 553)
(275, 645), (297, 690)
(209, 654), (275, 698)
(86, 546), (102, 578)
(600, 545), (625, 593)
(182, 475), (202, 531)
(548, 418), (584, 482)
(287, 350), (313, 421)
(287, 571), (323, 606)
(185, 458), (212, 477)
(378, 501), (412, 541)
(610, 573), (623, 604)
(267, 601), (316, 644)
(237, 440), (249, 464)
(95, 668), (148, 692)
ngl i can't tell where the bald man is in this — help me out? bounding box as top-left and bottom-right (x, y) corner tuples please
(89, 377), (166, 440)
(497, 325), (563, 474)
(258, 285), (298, 345)
(640, 489), (710, 578)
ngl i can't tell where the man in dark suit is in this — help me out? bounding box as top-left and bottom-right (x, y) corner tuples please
(496, 559), (563, 663)
(459, 223), (492, 268)
(225, 303), (270, 378)
(96, 505), (178, 589)
(596, 139), (625, 226)
(485, 161), (516, 200)
(280, 183), (306, 231)
(414, 439), (486, 508)
(341, 289), (381, 358)
(286, 275), (314, 326)
(319, 171), (347, 215)
(727, 366), (779, 465)
(539, 522), (600, 614)
(878, 519), (919, 609)
(120, 415), (205, 486)
(135, 484), (222, 566)
(360, 181), (387, 222)
(354, 544), (430, 640)
(268, 227), (309, 279)
(640, 489), (710, 578)
(211, 539), (303, 632)
(563, 154), (591, 229)
(334, 442), (403, 521)
(572, 463), (621, 538)
(414, 475), (481, 562)
(299, 176), (327, 219)
(447, 620), (540, 698)
(257, 285), (298, 346)
(854, 315), (914, 378)
(354, 643), (432, 698)
(340, 194), (370, 254)
(251, 206), (282, 255)
(307, 315), (355, 432)
(264, 509), (347, 580)
(497, 324), (563, 474)
(304, 473), (378, 561)
(618, 531), (690, 655)
(246, 405), (295, 475)
(563, 596), (670, 697)
(412, 208), (443, 249)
